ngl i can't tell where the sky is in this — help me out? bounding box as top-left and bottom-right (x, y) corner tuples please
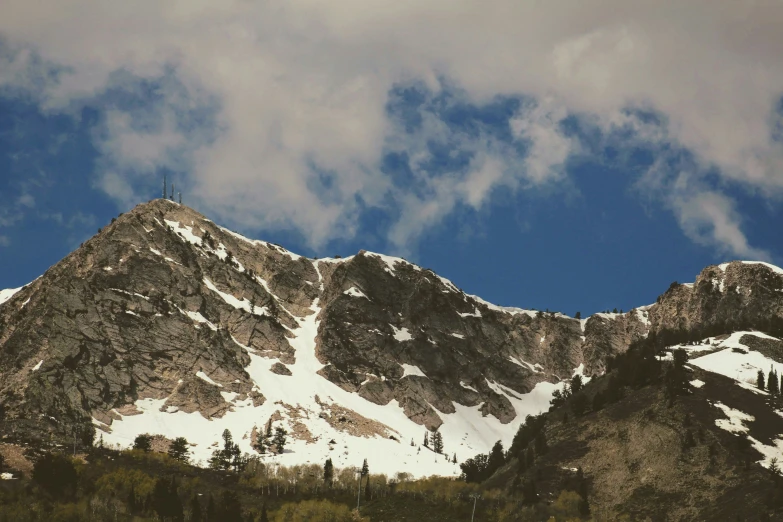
(0, 1), (782, 316)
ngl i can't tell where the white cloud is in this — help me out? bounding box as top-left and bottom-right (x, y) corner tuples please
(0, 1), (781, 256)
(672, 190), (770, 261)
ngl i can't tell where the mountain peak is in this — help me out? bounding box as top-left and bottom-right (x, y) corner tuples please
(2, 202), (783, 477)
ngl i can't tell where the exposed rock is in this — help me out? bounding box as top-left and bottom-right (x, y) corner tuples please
(313, 396), (399, 439)
(163, 376), (232, 419)
(270, 362), (292, 376)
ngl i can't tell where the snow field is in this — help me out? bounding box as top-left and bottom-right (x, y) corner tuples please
(688, 332), (783, 392)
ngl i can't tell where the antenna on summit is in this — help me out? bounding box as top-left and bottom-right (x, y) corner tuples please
(163, 174), (167, 199)
(171, 183), (175, 200)
(178, 192), (182, 204)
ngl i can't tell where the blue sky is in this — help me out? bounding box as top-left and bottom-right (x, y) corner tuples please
(1, 3), (782, 316)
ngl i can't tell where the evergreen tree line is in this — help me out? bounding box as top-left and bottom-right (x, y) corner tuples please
(757, 368), (783, 396)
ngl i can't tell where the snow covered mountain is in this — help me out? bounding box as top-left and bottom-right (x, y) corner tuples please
(1, 199), (782, 478)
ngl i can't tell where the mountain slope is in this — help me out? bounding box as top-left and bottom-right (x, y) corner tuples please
(482, 329), (783, 520)
(1, 199), (783, 478)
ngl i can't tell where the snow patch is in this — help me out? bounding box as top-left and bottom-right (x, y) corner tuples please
(634, 309), (650, 327)
(391, 325), (413, 342)
(195, 371), (222, 388)
(362, 251), (420, 276)
(109, 288), (150, 301)
(401, 364), (426, 378)
(164, 220), (203, 246)
(740, 261), (783, 276)
(508, 356), (539, 373)
(712, 402), (752, 433)
(457, 307), (482, 318)
(460, 381), (479, 393)
(344, 287), (369, 300)
(0, 287), (22, 307)
(178, 307), (218, 331)
(32, 360), (43, 371)
(690, 379), (705, 388)
(468, 294), (537, 318)
(204, 278), (269, 317)
(449, 332), (465, 339)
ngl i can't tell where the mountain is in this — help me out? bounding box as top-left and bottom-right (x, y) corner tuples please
(1, 199), (782, 480)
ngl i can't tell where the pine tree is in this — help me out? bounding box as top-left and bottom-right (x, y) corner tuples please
(432, 429), (444, 454)
(769, 369), (779, 395)
(757, 369), (765, 390)
(452, 453), (457, 464)
(265, 418), (273, 439)
(575, 311), (581, 319)
(365, 477), (371, 500)
(361, 458), (369, 477)
(254, 425), (267, 454)
(570, 374), (583, 394)
(323, 458), (334, 487)
(423, 431), (429, 448)
(133, 434), (152, 452)
(210, 429), (242, 471)
(272, 426), (288, 454)
(168, 437), (190, 463)
(487, 441), (505, 476)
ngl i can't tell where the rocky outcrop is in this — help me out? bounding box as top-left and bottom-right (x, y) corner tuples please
(647, 262), (783, 334)
(162, 376), (232, 419)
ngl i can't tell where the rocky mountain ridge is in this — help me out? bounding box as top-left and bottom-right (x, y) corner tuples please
(1, 199), (782, 476)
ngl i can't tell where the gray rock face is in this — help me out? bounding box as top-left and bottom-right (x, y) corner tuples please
(0, 200), (781, 443)
(647, 263), (783, 334)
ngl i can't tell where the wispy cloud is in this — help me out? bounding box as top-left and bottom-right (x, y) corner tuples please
(0, 1), (780, 257)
